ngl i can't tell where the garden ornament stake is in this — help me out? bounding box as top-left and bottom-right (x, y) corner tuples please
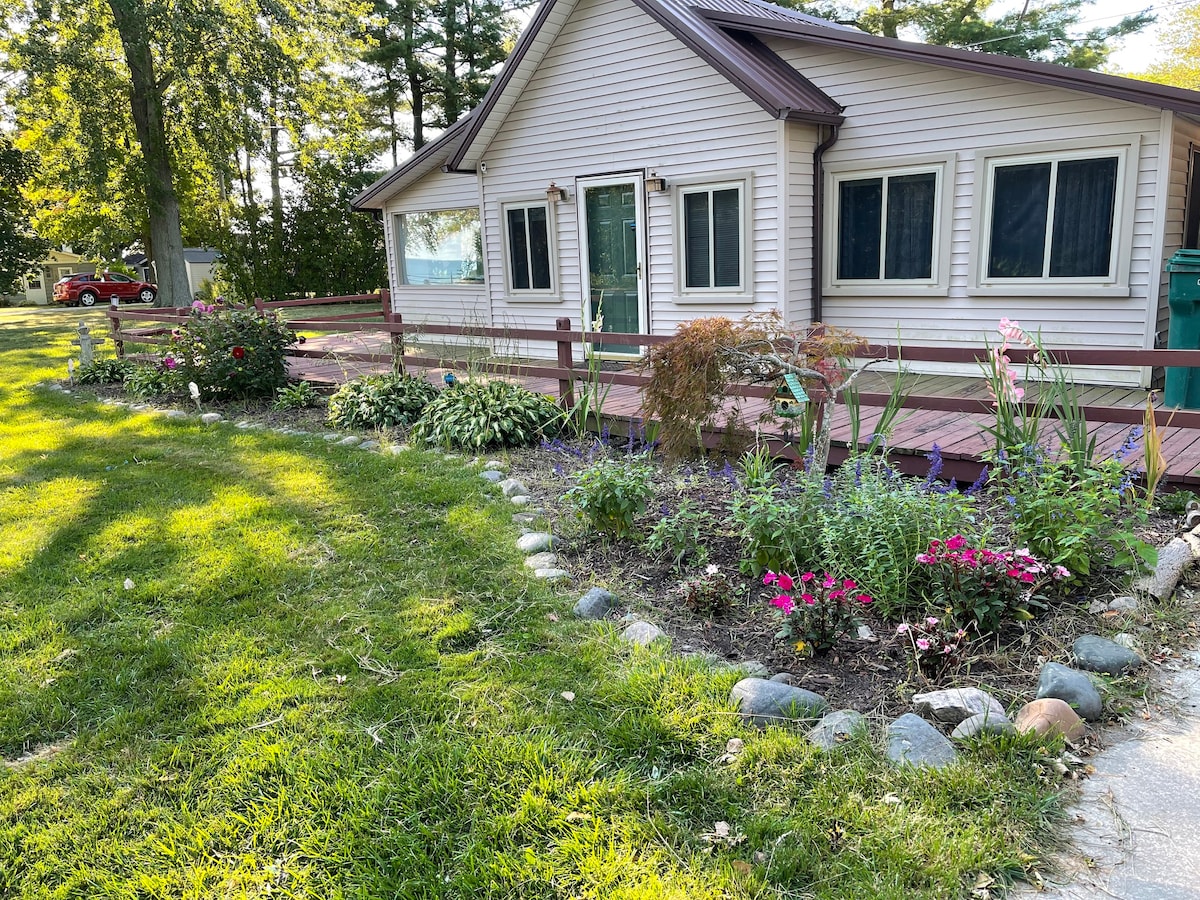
(71, 321), (106, 368)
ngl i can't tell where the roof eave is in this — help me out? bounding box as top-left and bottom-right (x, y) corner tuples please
(351, 116), (474, 210)
(700, 8), (1200, 117)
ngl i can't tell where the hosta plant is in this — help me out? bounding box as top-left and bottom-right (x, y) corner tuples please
(77, 357), (133, 385)
(274, 380), (322, 412)
(327, 373), (435, 428)
(411, 379), (561, 450)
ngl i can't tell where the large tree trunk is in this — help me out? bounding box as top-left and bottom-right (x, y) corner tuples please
(107, 0), (192, 306)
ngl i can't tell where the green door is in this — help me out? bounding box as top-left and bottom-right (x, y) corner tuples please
(580, 176), (645, 355)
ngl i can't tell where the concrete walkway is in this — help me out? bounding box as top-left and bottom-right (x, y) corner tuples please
(1015, 650), (1200, 899)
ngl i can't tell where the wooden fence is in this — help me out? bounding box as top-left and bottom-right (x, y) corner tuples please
(106, 297), (1200, 432)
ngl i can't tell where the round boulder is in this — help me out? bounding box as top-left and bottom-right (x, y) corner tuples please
(1072, 635), (1144, 675)
(912, 687), (1006, 726)
(807, 709), (868, 751)
(730, 677), (829, 728)
(887, 713), (958, 768)
(1036, 662), (1103, 721)
(1013, 698), (1087, 742)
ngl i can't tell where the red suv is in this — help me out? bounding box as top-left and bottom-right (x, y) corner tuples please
(53, 272), (158, 307)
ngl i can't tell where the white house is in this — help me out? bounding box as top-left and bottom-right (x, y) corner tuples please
(4, 250), (91, 305)
(352, 0), (1200, 386)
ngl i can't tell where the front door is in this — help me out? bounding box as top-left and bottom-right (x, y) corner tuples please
(578, 174), (646, 355)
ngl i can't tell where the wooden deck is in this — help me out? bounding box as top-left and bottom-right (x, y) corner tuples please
(289, 332), (1200, 487)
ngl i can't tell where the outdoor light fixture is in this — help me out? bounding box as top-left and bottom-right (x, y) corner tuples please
(645, 175), (667, 193)
(546, 182), (568, 203)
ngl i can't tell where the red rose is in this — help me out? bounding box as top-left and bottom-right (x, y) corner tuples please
(232, 346), (246, 359)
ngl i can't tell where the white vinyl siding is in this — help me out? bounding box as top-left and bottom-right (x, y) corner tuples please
(475, 0), (786, 343)
(785, 122), (816, 328)
(769, 39), (1166, 385)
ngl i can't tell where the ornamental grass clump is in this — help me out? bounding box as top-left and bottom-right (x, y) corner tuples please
(915, 534), (1070, 634)
(764, 569), (872, 656)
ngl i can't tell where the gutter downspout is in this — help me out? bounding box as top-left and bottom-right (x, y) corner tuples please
(811, 123), (840, 324)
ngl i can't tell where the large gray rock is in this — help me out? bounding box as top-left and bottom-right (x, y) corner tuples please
(1037, 662), (1104, 721)
(887, 713), (959, 768)
(574, 587), (616, 620)
(730, 677), (829, 727)
(951, 713), (1015, 741)
(807, 709), (868, 750)
(516, 532), (554, 554)
(912, 688), (1006, 726)
(622, 621), (666, 647)
(200, 412), (223, 425)
(336, 435), (361, 446)
(1073, 635), (1145, 675)
(534, 568), (571, 581)
(728, 660), (769, 678)
(498, 478), (529, 498)
(479, 469), (504, 483)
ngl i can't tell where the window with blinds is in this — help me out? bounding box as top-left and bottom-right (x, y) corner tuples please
(835, 170), (938, 282)
(504, 203), (554, 292)
(680, 183), (743, 291)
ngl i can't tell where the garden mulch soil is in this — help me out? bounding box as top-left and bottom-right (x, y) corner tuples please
(498, 437), (1192, 723)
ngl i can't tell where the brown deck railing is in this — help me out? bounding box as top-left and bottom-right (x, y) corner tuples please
(106, 302), (1200, 431)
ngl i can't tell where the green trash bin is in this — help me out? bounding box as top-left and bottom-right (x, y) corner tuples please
(1164, 249), (1200, 408)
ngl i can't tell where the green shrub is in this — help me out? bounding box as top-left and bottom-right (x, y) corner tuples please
(171, 307), (296, 400)
(673, 564), (736, 616)
(996, 446), (1155, 578)
(411, 379), (561, 450)
(645, 498), (715, 569)
(124, 362), (177, 399)
(566, 455), (656, 539)
(77, 357), (133, 385)
(326, 373), (435, 428)
(731, 473), (824, 576)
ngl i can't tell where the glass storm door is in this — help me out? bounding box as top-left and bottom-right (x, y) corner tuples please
(579, 175), (646, 355)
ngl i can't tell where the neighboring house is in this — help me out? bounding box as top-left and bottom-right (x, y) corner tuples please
(182, 248), (219, 298)
(6, 250), (93, 305)
(352, 0), (1200, 386)
(122, 248), (220, 299)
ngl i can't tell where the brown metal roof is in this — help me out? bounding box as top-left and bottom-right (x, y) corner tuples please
(700, 7), (1200, 117)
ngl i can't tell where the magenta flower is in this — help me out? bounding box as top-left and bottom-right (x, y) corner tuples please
(945, 534), (966, 550)
(925, 616), (939, 626)
(896, 623), (910, 634)
(842, 578), (856, 590)
(800, 572), (815, 583)
(857, 594), (872, 604)
(776, 573), (794, 591)
(763, 572), (778, 586)
(801, 592), (815, 605)
(771, 594), (795, 615)
(822, 572), (835, 589)
(916, 638), (931, 651)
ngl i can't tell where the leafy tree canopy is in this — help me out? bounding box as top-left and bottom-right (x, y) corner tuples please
(1135, 1), (1200, 90)
(0, 136), (49, 294)
(782, 0), (1152, 69)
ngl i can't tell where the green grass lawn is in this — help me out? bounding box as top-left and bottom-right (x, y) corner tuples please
(0, 307), (1065, 898)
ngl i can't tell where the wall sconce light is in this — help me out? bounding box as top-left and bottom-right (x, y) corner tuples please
(645, 175), (667, 193)
(546, 182), (568, 203)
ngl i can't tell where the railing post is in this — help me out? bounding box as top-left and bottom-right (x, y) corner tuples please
(556, 317), (575, 409)
(386, 310), (405, 375)
(108, 298), (124, 358)
(253, 296), (265, 315)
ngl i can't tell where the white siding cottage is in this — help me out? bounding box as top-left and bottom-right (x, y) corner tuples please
(352, 0), (1200, 386)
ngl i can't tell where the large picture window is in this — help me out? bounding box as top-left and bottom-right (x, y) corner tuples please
(985, 153), (1120, 280)
(394, 209), (483, 285)
(834, 168), (939, 282)
(504, 203), (553, 292)
(680, 183), (743, 291)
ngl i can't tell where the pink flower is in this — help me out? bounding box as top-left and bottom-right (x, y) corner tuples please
(829, 590), (845, 601)
(163, 357), (176, 370)
(916, 638), (931, 651)
(1053, 565), (1070, 579)
(800, 572), (815, 583)
(771, 594), (795, 615)
(801, 593), (815, 605)
(896, 623), (910, 634)
(915, 553), (935, 565)
(942, 645), (954, 654)
(945, 535), (966, 550)
(1020, 572), (1035, 584)
(822, 572), (836, 589)
(842, 579), (856, 590)
(776, 573), (794, 591)
(925, 616), (939, 626)
(857, 594), (872, 604)
(763, 572), (778, 586)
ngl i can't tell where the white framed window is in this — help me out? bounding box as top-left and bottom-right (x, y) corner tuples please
(973, 140), (1137, 296)
(502, 201), (556, 295)
(677, 181), (746, 294)
(393, 209), (483, 286)
(826, 158), (950, 295)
